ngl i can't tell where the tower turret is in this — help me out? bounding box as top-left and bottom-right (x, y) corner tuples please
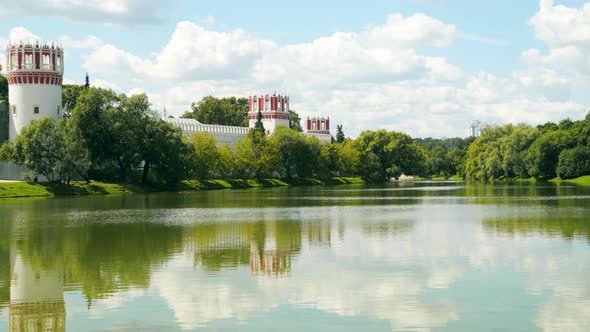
(5, 41), (64, 141)
(248, 93), (290, 134)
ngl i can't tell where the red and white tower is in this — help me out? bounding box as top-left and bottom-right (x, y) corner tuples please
(248, 93), (290, 134)
(5, 41), (64, 141)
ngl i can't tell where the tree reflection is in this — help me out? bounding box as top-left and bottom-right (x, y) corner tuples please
(12, 218), (184, 304)
(483, 216), (590, 242)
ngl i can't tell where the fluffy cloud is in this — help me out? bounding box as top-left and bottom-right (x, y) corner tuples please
(59, 35), (104, 49)
(519, 0), (590, 95)
(0, 0), (167, 25)
(84, 21), (276, 82)
(76, 8), (589, 138)
(6, 4), (588, 137)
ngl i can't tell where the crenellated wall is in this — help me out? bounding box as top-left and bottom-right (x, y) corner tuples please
(165, 118), (249, 147)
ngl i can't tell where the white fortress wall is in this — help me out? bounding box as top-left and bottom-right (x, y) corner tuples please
(165, 118), (248, 147)
(166, 119), (332, 146)
(304, 132), (332, 143)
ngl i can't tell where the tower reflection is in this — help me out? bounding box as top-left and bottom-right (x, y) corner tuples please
(9, 251), (65, 332)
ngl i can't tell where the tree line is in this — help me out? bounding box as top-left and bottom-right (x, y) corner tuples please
(464, 116), (590, 181)
(1, 86), (589, 184)
(0, 88), (436, 184)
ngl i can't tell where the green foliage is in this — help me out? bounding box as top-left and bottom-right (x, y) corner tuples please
(62, 84), (83, 111)
(253, 110), (265, 134)
(464, 115), (590, 182)
(141, 120), (193, 184)
(466, 125), (540, 181)
(12, 118), (89, 182)
(557, 146), (590, 179)
(0, 75), (7, 101)
(288, 111), (303, 132)
(354, 130), (427, 182)
(234, 130), (278, 178)
(336, 125), (345, 143)
(0, 141), (14, 161)
(270, 126), (319, 179)
(525, 130), (575, 179)
(190, 132), (220, 180)
(335, 139), (361, 177)
(183, 96), (248, 126)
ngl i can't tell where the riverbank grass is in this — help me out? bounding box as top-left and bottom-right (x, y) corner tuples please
(550, 176), (590, 186)
(0, 177), (366, 199)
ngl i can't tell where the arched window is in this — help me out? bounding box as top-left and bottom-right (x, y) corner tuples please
(34, 106), (40, 114)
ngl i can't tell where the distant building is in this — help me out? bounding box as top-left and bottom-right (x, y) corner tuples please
(470, 120), (481, 137)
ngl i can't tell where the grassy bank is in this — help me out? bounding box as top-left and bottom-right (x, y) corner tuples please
(0, 177), (366, 199)
(549, 176), (590, 186)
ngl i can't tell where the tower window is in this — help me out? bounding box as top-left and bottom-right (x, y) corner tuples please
(34, 106), (40, 114)
(42, 54), (50, 69)
(12, 105), (16, 116)
(25, 54), (33, 69)
(57, 106), (61, 115)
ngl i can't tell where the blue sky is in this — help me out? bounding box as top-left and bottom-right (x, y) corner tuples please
(1, 0), (589, 137)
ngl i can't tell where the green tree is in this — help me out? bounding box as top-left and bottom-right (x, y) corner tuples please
(500, 125), (539, 178)
(289, 111), (303, 132)
(253, 110), (265, 135)
(335, 139), (361, 177)
(216, 145), (236, 178)
(447, 136), (475, 178)
(84, 72), (90, 89)
(68, 87), (120, 177)
(316, 142), (338, 179)
(466, 125), (515, 181)
(12, 118), (89, 182)
(354, 130), (427, 182)
(189, 132), (219, 180)
(13, 118), (65, 181)
(139, 119), (193, 184)
(62, 84), (83, 112)
(182, 96), (248, 126)
(0, 141), (14, 162)
(336, 125), (346, 144)
(526, 130), (575, 179)
(556, 146), (590, 179)
(269, 126), (318, 178)
(235, 130), (278, 179)
(0, 75), (8, 100)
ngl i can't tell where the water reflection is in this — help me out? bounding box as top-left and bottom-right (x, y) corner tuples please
(9, 252), (65, 332)
(0, 182), (589, 331)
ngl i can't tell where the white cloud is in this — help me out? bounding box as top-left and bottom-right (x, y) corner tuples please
(519, 0), (590, 97)
(59, 35), (104, 49)
(0, 0), (167, 25)
(84, 21), (276, 82)
(2, 4), (581, 138)
(530, 0), (590, 48)
(91, 79), (122, 92)
(7, 27), (40, 43)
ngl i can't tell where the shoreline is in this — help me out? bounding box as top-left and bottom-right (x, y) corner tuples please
(0, 177), (366, 200)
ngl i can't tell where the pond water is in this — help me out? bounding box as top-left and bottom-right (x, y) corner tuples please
(0, 182), (589, 331)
